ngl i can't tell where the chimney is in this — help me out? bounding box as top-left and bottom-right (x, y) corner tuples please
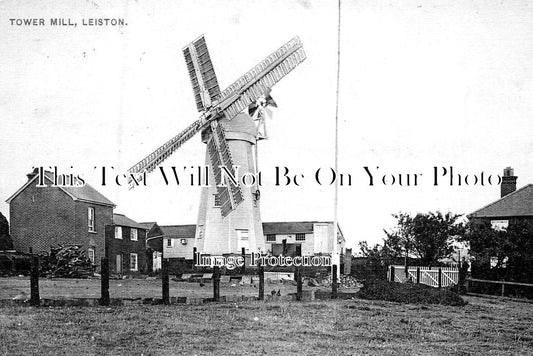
(501, 167), (517, 198)
(26, 167), (39, 181)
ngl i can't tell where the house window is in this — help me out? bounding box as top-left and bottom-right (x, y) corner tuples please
(491, 220), (508, 231)
(130, 253), (138, 272)
(167, 238), (173, 247)
(115, 226), (122, 239)
(266, 234), (276, 242)
(88, 207), (95, 232)
(130, 228), (138, 241)
(88, 247), (95, 264)
(296, 233), (306, 241)
(180, 239), (188, 245)
(213, 194), (221, 207)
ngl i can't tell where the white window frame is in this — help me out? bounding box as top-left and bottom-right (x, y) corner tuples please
(266, 234), (276, 242)
(88, 207), (95, 232)
(88, 247), (95, 264)
(130, 228), (138, 241)
(237, 229), (249, 251)
(130, 253), (138, 272)
(115, 226), (122, 239)
(167, 238), (173, 247)
(296, 233), (306, 241)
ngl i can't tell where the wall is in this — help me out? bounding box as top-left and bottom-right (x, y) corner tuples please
(10, 180), (76, 253)
(163, 237), (194, 259)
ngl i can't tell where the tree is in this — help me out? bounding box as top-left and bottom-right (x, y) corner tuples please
(462, 219), (533, 283)
(0, 212), (13, 250)
(384, 211), (464, 266)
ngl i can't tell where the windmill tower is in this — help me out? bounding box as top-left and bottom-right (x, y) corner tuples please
(128, 36), (306, 255)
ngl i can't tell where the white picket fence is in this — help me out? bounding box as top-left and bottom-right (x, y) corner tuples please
(388, 265), (459, 288)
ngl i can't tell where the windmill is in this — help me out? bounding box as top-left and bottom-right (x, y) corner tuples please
(128, 35), (306, 254)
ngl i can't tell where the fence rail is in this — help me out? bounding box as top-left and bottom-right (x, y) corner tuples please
(388, 265), (459, 288)
(467, 278), (533, 297)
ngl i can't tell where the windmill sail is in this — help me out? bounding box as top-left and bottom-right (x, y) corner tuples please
(217, 37), (306, 120)
(127, 36), (306, 193)
(183, 35), (221, 111)
(127, 119), (203, 186)
(207, 121), (244, 217)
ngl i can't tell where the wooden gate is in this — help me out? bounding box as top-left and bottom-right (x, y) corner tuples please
(388, 265), (459, 288)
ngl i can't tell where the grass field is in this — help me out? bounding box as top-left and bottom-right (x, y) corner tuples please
(1, 292), (533, 355)
(1, 277), (532, 355)
(0, 276), (327, 300)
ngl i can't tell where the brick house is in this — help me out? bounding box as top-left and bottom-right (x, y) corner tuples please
(5, 168), (115, 266)
(469, 167), (533, 227)
(105, 214), (148, 275)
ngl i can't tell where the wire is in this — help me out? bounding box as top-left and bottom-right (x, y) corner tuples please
(333, 0), (342, 276)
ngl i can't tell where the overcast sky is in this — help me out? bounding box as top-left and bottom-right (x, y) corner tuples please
(1, 0), (532, 250)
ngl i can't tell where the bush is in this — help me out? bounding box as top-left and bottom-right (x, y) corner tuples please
(357, 280), (467, 306)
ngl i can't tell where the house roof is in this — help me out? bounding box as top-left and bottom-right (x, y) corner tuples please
(139, 222), (157, 230)
(113, 213), (145, 229)
(6, 170), (115, 207)
(469, 184), (533, 218)
(262, 221), (315, 234)
(158, 225), (197, 238)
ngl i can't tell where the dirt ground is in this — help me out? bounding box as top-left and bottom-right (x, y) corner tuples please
(0, 294), (532, 355)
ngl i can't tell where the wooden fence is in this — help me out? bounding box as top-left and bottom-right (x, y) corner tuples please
(388, 265), (459, 288)
(467, 278), (533, 297)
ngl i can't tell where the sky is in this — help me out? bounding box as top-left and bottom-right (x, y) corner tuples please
(1, 0), (532, 251)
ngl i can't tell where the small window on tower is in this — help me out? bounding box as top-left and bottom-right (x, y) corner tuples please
(213, 194), (221, 207)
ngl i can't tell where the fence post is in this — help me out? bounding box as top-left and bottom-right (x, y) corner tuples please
(501, 282), (505, 297)
(416, 267), (420, 284)
(438, 268), (442, 289)
(192, 247), (197, 270)
(213, 266), (220, 302)
(240, 248), (246, 275)
(258, 260), (264, 301)
(30, 255), (40, 307)
(390, 266), (395, 282)
(296, 266), (303, 301)
(162, 259), (170, 305)
(331, 264), (338, 299)
(100, 256), (110, 306)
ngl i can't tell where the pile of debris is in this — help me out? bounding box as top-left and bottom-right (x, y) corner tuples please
(314, 274), (362, 289)
(39, 245), (94, 278)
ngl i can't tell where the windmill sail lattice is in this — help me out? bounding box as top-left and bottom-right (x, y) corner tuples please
(127, 35), (305, 217)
